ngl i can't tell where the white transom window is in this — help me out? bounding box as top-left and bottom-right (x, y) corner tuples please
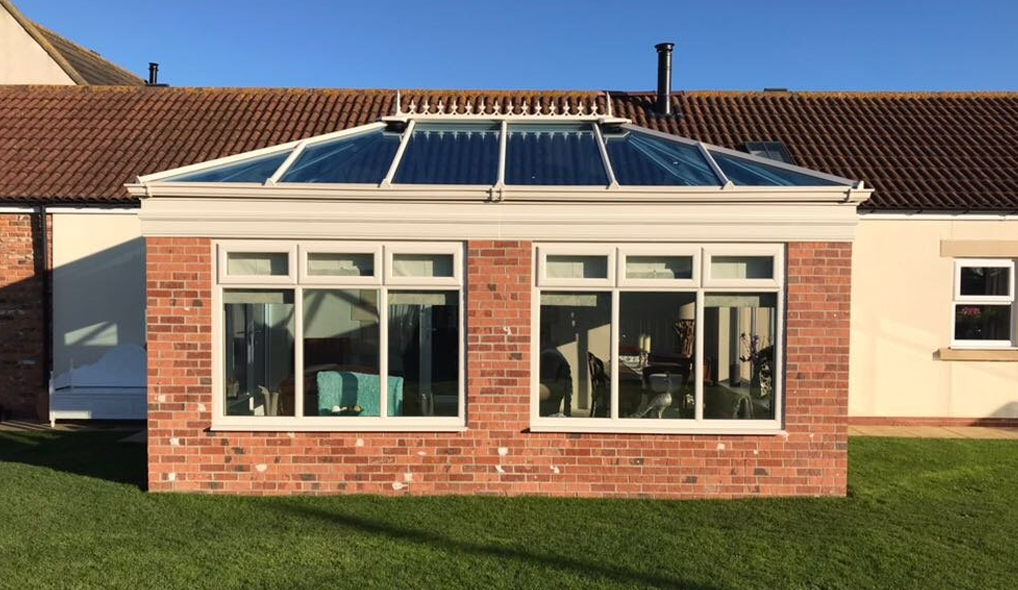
(532, 243), (784, 434)
(952, 259), (1016, 349)
(214, 240), (464, 431)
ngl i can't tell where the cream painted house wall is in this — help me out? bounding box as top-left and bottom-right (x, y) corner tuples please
(850, 217), (1018, 419)
(0, 5), (73, 84)
(52, 212), (146, 380)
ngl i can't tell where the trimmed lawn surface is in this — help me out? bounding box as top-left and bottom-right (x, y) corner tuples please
(1, 432), (1016, 589)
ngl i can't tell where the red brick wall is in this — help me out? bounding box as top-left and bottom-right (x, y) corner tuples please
(147, 238), (851, 498)
(0, 213), (49, 419)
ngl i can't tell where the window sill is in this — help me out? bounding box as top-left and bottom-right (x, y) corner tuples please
(209, 420), (468, 433)
(937, 347), (1018, 362)
(529, 421), (786, 436)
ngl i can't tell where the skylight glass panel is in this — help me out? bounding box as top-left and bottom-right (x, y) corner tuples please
(744, 141), (796, 165)
(708, 150), (846, 186)
(603, 128), (722, 186)
(393, 123), (500, 185)
(280, 129), (401, 184)
(505, 123), (608, 186)
(166, 150), (291, 183)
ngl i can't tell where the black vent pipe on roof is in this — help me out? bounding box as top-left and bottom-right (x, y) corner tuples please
(146, 62), (168, 87)
(655, 42), (674, 116)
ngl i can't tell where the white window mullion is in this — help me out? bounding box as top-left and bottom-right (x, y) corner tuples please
(496, 120), (508, 186)
(293, 286), (304, 418)
(610, 289), (620, 420)
(379, 287), (390, 419)
(694, 289), (704, 422)
(380, 120), (415, 187)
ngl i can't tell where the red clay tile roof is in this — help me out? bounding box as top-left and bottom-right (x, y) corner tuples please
(1, 85), (1017, 211)
(32, 24), (145, 86)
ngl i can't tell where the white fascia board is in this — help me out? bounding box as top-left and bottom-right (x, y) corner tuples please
(1, 206), (139, 214)
(0, 206), (36, 213)
(139, 198), (860, 242)
(129, 181), (868, 204)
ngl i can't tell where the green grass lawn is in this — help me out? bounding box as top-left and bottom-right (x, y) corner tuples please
(0, 431), (1016, 590)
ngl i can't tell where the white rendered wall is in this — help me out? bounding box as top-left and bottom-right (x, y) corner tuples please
(850, 217), (1018, 419)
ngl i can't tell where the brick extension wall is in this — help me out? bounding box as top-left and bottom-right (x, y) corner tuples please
(147, 238), (851, 498)
(0, 213), (48, 419)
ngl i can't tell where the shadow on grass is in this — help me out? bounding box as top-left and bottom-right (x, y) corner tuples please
(275, 501), (726, 590)
(0, 430), (146, 490)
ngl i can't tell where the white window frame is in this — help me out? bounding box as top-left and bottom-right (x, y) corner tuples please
(703, 244), (783, 289)
(217, 241), (297, 285)
(299, 242), (382, 286)
(951, 258), (1016, 350)
(212, 240), (466, 431)
(537, 244), (615, 288)
(531, 243), (785, 435)
(385, 242), (463, 287)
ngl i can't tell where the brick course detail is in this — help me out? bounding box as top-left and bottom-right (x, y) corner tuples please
(0, 213), (48, 419)
(147, 239), (851, 498)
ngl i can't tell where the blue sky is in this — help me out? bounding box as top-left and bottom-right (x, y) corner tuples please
(17, 0), (1018, 91)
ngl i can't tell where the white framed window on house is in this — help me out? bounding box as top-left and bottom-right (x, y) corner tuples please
(532, 243), (784, 434)
(214, 240), (465, 431)
(952, 259), (1016, 349)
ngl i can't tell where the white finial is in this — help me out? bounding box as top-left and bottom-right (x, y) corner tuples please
(521, 99), (529, 114)
(422, 100), (431, 114)
(450, 99), (459, 114)
(535, 102), (543, 115)
(464, 100), (473, 114)
(436, 100), (445, 114)
(548, 102), (557, 115)
(492, 100), (501, 114)
(478, 98), (487, 114)
(605, 92), (613, 118)
(506, 99), (514, 115)
(394, 90), (402, 116)
(563, 101), (571, 115)
(408, 100), (417, 114)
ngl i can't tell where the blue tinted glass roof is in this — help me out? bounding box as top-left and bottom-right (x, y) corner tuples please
(708, 149), (846, 186)
(505, 123), (608, 186)
(603, 128), (722, 186)
(155, 120), (855, 190)
(394, 123), (500, 185)
(280, 129), (401, 184)
(166, 150), (291, 183)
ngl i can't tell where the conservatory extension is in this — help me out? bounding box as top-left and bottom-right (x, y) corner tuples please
(132, 103), (869, 498)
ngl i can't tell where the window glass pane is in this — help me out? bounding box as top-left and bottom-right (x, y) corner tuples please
(603, 129), (722, 186)
(167, 150), (290, 183)
(227, 252), (289, 276)
(704, 292), (777, 420)
(711, 255), (774, 280)
(625, 256), (693, 280)
(223, 290), (295, 417)
(960, 266), (1011, 297)
(546, 255), (608, 280)
(506, 123), (608, 185)
(307, 252), (374, 277)
(392, 253), (454, 278)
(393, 123), (500, 185)
(618, 292), (696, 420)
(538, 292), (611, 418)
(708, 150), (845, 187)
(388, 291), (460, 417)
(280, 129), (401, 184)
(955, 304), (1012, 342)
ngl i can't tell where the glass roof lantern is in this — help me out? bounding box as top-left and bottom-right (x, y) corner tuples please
(160, 115), (855, 190)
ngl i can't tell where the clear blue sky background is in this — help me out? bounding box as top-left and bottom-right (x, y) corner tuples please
(16, 0), (1018, 91)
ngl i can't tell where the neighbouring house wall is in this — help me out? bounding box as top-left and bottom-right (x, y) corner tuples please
(146, 238), (850, 498)
(51, 212), (145, 383)
(0, 7), (73, 84)
(0, 213), (48, 418)
(850, 218), (1018, 422)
